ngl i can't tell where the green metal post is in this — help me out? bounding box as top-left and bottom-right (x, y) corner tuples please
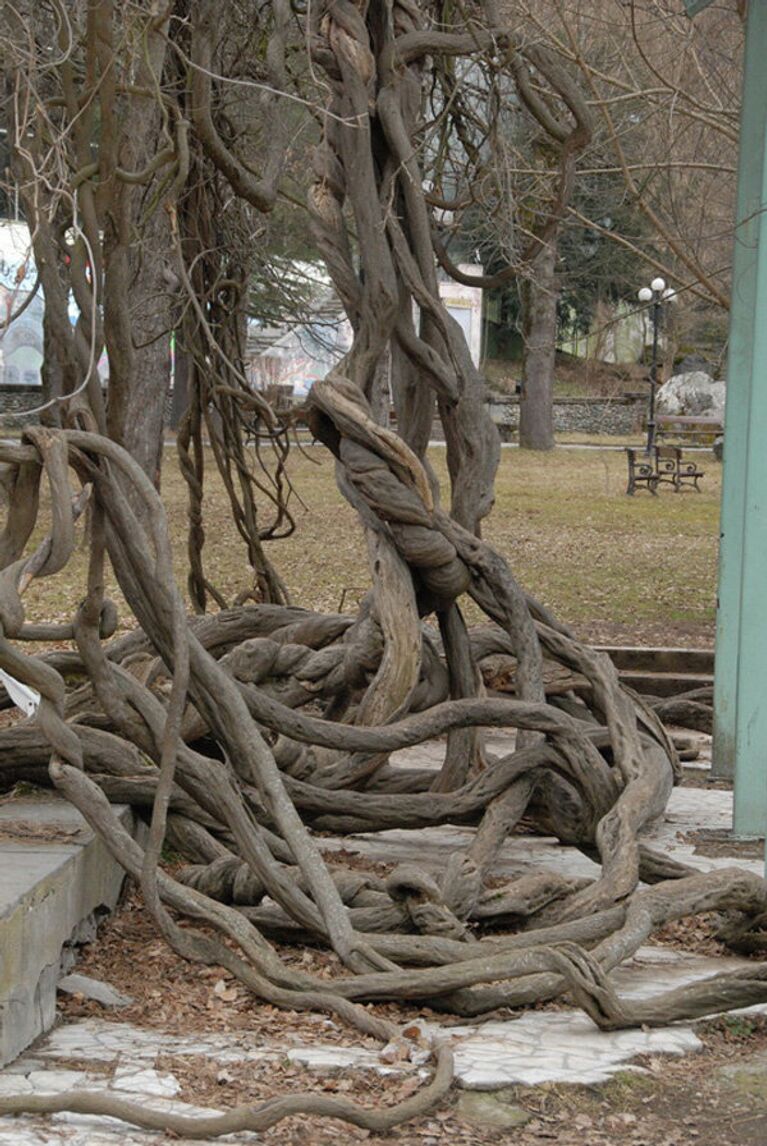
(713, 0), (767, 837)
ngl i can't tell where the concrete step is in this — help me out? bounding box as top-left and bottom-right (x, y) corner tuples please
(592, 646), (714, 698)
(0, 796), (135, 1067)
(596, 646), (714, 675)
(618, 670), (714, 698)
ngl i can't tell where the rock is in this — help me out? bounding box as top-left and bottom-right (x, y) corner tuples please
(456, 1089), (531, 1130)
(676, 353), (718, 377)
(1, 1057), (45, 1075)
(718, 1050), (767, 1100)
(656, 371), (725, 418)
(112, 1064), (180, 1097)
(57, 973), (134, 1008)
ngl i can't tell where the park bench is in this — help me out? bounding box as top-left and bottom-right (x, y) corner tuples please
(625, 448), (658, 495)
(656, 445), (705, 491)
(626, 445), (705, 495)
(655, 414), (722, 444)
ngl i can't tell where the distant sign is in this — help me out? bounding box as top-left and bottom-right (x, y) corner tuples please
(0, 222), (35, 291)
(684, 0), (715, 15)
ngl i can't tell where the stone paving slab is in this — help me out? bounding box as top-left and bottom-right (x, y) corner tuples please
(322, 775), (762, 885)
(0, 738), (760, 1143)
(0, 797), (136, 1067)
(435, 1012), (701, 1088)
(612, 945), (754, 1001)
(0, 999), (704, 1144)
(0, 1097), (260, 1146)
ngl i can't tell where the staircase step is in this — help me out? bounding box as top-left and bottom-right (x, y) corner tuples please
(596, 646), (714, 675)
(618, 670), (713, 698)
(0, 796), (136, 1067)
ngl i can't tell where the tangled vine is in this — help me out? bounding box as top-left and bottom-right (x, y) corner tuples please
(0, 0), (760, 1138)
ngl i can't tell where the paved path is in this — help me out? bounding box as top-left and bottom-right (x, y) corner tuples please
(1, 742), (761, 1143)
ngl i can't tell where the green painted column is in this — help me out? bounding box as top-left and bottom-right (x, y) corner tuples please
(712, 0), (767, 836)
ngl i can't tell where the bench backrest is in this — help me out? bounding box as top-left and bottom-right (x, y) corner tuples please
(656, 414), (722, 428)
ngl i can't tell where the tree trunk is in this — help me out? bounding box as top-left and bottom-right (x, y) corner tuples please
(1, 8), (759, 1141)
(121, 209), (174, 486)
(519, 241), (558, 451)
(169, 340), (189, 432)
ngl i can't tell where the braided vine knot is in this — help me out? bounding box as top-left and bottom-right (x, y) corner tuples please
(308, 375), (471, 609)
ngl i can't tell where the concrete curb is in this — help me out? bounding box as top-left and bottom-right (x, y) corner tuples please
(0, 797), (135, 1067)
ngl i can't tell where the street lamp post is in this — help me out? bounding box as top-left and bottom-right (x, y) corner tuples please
(637, 277), (674, 453)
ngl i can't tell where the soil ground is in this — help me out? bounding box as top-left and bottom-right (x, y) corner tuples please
(484, 352), (650, 399)
(21, 441), (719, 651)
(6, 430), (724, 1139)
(56, 891), (767, 1146)
(54, 769), (767, 1146)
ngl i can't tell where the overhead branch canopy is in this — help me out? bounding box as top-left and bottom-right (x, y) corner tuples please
(0, 0), (760, 1138)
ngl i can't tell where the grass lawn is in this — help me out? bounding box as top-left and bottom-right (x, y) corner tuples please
(484, 447), (719, 647)
(24, 441), (720, 649)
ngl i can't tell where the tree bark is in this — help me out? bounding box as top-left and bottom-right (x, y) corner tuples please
(3, 9), (763, 1142)
(120, 208), (174, 486)
(102, 15), (174, 487)
(519, 241), (558, 451)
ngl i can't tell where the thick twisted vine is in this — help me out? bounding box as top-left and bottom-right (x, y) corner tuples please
(0, 1), (755, 1139)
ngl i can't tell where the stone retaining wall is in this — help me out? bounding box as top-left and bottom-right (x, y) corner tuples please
(0, 385), (175, 429)
(488, 395), (645, 439)
(1, 386), (647, 438)
(0, 384), (43, 425)
(0, 797), (135, 1067)
(428, 395), (646, 441)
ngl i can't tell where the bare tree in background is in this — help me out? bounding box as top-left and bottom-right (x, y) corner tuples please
(466, 0), (742, 445)
(2, 0), (298, 603)
(515, 0), (743, 316)
(419, 8), (592, 448)
(0, 2), (765, 1137)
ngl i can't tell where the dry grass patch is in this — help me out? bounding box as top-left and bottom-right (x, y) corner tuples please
(21, 442), (720, 647)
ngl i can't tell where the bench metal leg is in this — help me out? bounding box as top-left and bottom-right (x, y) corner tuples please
(626, 452), (658, 495)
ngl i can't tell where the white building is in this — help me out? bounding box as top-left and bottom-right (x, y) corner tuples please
(247, 263), (484, 403)
(0, 221), (42, 386)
